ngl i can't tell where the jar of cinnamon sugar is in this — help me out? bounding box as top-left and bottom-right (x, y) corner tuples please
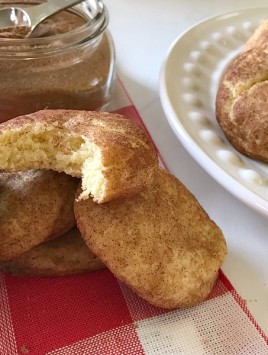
(0, 0), (116, 122)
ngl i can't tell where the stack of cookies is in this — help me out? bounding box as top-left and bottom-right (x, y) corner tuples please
(0, 110), (226, 309)
(0, 170), (105, 276)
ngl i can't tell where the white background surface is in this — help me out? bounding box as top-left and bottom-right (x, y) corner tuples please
(105, 0), (268, 335)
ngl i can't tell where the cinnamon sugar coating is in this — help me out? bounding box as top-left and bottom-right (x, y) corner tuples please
(75, 169), (227, 309)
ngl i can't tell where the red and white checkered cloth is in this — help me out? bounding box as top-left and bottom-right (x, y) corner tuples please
(0, 79), (267, 355)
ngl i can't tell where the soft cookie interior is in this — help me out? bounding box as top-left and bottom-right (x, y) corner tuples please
(0, 110), (158, 203)
(0, 124), (104, 201)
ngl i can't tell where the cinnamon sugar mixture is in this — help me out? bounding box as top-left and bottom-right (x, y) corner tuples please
(0, 26), (29, 39)
(0, 1), (115, 121)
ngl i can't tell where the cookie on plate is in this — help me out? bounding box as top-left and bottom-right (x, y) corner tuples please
(244, 18), (268, 51)
(0, 110), (158, 202)
(216, 46), (268, 162)
(75, 168), (227, 309)
(0, 169), (78, 261)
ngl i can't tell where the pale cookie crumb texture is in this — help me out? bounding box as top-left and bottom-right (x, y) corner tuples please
(0, 110), (159, 203)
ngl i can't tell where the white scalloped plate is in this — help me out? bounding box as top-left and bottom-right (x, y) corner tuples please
(159, 8), (268, 217)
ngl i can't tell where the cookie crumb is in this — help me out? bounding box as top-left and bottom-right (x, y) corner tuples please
(21, 345), (29, 354)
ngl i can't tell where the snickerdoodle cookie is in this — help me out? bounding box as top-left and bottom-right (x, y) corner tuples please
(0, 227), (105, 277)
(0, 169), (78, 260)
(75, 169), (227, 309)
(244, 18), (268, 52)
(216, 46), (268, 162)
(0, 110), (158, 202)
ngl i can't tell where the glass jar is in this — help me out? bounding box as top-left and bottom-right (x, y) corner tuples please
(0, 0), (116, 122)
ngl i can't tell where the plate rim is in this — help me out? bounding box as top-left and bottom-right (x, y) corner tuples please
(159, 7), (268, 217)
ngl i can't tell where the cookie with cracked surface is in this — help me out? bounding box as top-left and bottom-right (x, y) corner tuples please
(0, 109), (158, 202)
(216, 46), (268, 162)
(244, 18), (268, 51)
(75, 168), (227, 309)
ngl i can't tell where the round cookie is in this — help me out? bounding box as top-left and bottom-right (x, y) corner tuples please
(216, 46), (268, 162)
(0, 110), (158, 203)
(0, 169), (78, 261)
(75, 168), (227, 310)
(244, 18), (268, 51)
(0, 227), (105, 277)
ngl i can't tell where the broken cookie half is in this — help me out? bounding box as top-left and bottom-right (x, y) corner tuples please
(0, 110), (158, 202)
